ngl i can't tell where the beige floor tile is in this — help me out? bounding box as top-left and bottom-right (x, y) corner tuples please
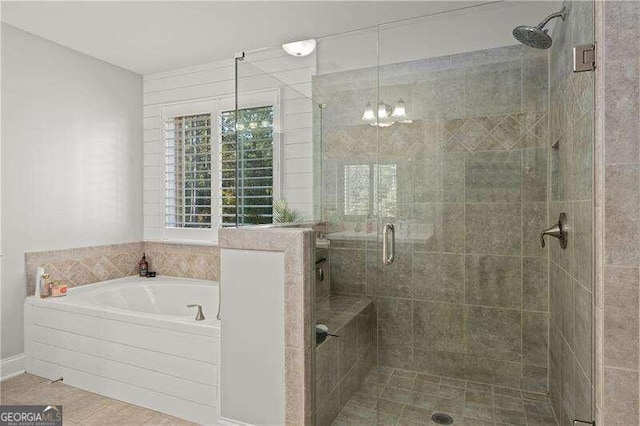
(82, 400), (156, 425)
(2, 373), (48, 388)
(1, 375), (194, 426)
(142, 412), (200, 426)
(0, 396), (19, 405)
(63, 392), (116, 422)
(0, 373), (48, 397)
(9, 381), (89, 405)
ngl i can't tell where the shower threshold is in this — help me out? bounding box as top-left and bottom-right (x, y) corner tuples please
(332, 366), (558, 425)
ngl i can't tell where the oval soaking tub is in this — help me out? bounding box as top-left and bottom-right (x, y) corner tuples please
(24, 276), (220, 424)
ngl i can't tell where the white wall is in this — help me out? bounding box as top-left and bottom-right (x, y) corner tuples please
(220, 248), (285, 425)
(142, 49), (315, 241)
(0, 24), (143, 360)
(316, 1), (561, 75)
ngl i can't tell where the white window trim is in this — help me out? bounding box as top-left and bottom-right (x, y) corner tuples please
(159, 90), (281, 244)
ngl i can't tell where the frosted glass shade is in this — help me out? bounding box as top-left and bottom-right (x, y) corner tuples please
(282, 39), (316, 57)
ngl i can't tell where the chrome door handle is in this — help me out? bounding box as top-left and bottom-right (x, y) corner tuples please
(382, 223), (395, 266)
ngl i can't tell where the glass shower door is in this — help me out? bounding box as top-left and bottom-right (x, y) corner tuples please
(260, 2), (594, 424)
(370, 2), (596, 424)
(313, 25), (383, 426)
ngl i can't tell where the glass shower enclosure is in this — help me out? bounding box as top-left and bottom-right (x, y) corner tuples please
(234, 2), (595, 425)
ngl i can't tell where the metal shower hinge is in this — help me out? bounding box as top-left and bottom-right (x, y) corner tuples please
(234, 51), (245, 61)
(573, 420), (595, 426)
(573, 44), (596, 72)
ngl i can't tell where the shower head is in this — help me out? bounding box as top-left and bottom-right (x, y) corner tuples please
(513, 25), (553, 49)
(513, 7), (566, 49)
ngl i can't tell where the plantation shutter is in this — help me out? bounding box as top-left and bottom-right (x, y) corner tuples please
(164, 113), (213, 229)
(220, 105), (274, 226)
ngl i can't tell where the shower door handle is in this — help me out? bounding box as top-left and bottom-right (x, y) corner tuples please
(382, 223), (395, 266)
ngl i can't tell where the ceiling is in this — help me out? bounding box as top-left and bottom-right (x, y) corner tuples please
(1, 1), (496, 75)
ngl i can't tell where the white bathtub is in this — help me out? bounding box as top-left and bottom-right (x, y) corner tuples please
(24, 276), (220, 424)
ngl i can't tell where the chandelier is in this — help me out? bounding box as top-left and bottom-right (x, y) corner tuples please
(362, 99), (412, 127)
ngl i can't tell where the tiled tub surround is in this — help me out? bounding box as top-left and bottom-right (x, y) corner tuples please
(143, 242), (220, 281)
(23, 276), (221, 424)
(315, 296), (375, 426)
(314, 45), (550, 392)
(25, 241), (220, 295)
(547, 1), (595, 425)
(25, 242), (143, 296)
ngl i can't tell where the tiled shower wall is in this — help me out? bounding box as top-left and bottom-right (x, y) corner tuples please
(315, 45), (550, 391)
(547, 1), (595, 424)
(597, 1), (640, 425)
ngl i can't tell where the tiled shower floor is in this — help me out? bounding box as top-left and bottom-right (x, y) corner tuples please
(333, 367), (558, 426)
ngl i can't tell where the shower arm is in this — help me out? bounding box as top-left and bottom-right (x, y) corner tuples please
(537, 8), (566, 29)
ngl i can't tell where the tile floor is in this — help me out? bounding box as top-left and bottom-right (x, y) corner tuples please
(0, 374), (196, 425)
(333, 367), (558, 426)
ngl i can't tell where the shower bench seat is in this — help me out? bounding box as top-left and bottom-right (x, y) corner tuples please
(315, 295), (375, 426)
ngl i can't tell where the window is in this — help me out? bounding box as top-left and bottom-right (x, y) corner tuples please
(220, 105), (275, 226)
(344, 164), (371, 216)
(161, 94), (278, 243)
(164, 113), (213, 229)
(374, 164), (398, 217)
(343, 163), (397, 218)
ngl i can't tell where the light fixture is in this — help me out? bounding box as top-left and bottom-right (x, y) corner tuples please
(378, 100), (390, 119)
(362, 102), (376, 122)
(392, 99), (413, 124)
(282, 39), (316, 57)
(391, 99), (406, 119)
(361, 98), (411, 127)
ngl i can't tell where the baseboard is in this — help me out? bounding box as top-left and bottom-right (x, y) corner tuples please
(218, 416), (255, 426)
(0, 354), (25, 381)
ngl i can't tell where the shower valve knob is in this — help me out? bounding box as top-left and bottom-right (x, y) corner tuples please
(541, 212), (568, 249)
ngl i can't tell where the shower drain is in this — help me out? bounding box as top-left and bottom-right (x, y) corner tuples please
(431, 413), (454, 425)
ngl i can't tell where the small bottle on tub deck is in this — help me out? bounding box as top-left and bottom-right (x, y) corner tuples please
(40, 273), (51, 298)
(138, 253), (149, 277)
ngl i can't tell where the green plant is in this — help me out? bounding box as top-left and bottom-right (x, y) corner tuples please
(273, 200), (303, 223)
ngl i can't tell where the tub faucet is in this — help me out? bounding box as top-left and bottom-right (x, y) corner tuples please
(187, 304), (205, 321)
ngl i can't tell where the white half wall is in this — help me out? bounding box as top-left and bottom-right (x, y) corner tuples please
(0, 24), (143, 360)
(220, 248), (285, 425)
